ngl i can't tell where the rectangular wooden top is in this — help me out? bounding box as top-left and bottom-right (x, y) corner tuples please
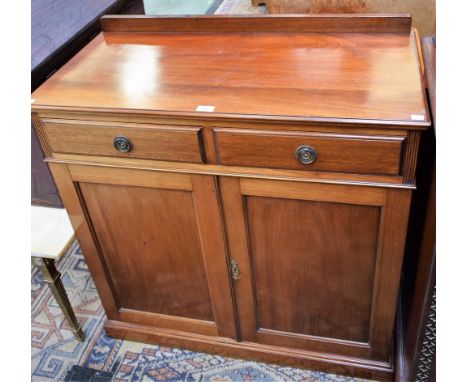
(31, 15), (429, 128)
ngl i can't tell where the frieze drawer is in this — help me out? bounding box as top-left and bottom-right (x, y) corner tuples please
(214, 128), (405, 176)
(43, 119), (205, 163)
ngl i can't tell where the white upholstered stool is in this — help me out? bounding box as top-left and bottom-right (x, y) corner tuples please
(31, 206), (84, 341)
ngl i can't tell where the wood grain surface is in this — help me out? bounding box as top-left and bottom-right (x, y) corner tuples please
(31, 16), (429, 125)
(220, 175), (413, 368)
(80, 182), (215, 321)
(214, 128), (404, 175)
(100, 14), (412, 33)
(43, 119), (204, 163)
(247, 196), (380, 342)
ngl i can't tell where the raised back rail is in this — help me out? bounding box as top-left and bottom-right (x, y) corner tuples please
(100, 14), (412, 34)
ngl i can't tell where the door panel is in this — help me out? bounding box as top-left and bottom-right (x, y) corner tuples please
(80, 183), (214, 321)
(246, 196), (379, 342)
(220, 176), (411, 360)
(68, 165), (237, 339)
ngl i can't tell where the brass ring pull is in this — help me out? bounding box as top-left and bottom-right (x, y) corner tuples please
(295, 145), (317, 165)
(113, 136), (132, 153)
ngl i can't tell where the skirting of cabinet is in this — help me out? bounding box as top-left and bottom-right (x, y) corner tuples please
(104, 320), (394, 381)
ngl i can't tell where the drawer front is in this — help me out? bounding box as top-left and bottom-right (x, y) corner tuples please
(214, 128), (404, 175)
(43, 119), (204, 163)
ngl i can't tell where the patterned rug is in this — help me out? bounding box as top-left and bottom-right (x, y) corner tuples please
(32, 243), (371, 381)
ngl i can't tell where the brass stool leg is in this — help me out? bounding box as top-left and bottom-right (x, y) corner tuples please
(33, 257), (84, 341)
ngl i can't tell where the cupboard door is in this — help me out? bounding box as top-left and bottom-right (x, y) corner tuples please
(58, 164), (236, 339)
(220, 177), (411, 361)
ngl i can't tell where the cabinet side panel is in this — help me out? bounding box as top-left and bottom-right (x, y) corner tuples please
(79, 182), (215, 322)
(246, 196), (380, 343)
(369, 188), (412, 360)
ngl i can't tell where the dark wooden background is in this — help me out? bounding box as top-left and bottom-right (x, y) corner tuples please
(31, 0), (142, 206)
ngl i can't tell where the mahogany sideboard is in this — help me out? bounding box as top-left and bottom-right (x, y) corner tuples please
(31, 15), (430, 380)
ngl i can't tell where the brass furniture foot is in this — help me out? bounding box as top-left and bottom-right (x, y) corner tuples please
(33, 257), (84, 341)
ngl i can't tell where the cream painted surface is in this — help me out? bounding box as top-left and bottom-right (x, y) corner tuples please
(31, 206), (75, 259)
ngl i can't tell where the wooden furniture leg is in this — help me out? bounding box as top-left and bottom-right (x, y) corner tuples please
(33, 257), (84, 341)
